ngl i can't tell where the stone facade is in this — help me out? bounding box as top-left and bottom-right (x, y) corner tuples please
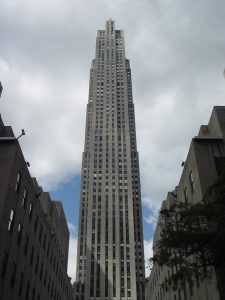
(146, 106), (225, 300)
(75, 20), (145, 300)
(0, 118), (73, 300)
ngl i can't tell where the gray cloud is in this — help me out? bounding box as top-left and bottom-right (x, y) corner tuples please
(1, 0), (225, 210)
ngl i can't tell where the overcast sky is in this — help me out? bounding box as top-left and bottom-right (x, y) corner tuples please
(1, 0), (225, 281)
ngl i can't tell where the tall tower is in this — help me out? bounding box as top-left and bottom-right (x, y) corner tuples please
(76, 20), (145, 300)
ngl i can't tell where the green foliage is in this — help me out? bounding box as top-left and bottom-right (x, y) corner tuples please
(150, 170), (225, 294)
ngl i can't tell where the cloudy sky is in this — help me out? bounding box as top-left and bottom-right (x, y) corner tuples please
(1, 0), (225, 281)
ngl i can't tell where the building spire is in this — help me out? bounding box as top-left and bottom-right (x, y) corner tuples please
(106, 18), (115, 33)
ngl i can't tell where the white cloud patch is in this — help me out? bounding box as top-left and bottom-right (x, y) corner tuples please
(1, 0), (225, 254)
(143, 196), (159, 230)
(67, 222), (77, 283)
(144, 240), (153, 277)
(68, 222), (77, 237)
(1, 63), (87, 188)
(68, 236), (77, 283)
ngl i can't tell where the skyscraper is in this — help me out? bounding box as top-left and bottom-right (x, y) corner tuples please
(76, 20), (145, 300)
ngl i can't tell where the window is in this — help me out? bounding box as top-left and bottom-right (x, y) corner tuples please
(35, 255), (39, 274)
(17, 223), (23, 246)
(43, 234), (47, 250)
(10, 262), (17, 288)
(189, 171), (194, 193)
(105, 262), (108, 297)
(30, 246), (34, 265)
(34, 216), (38, 233)
(113, 263), (116, 297)
(1, 252), (9, 279)
(24, 235), (29, 256)
(38, 225), (43, 243)
(18, 272), (24, 296)
(44, 270), (47, 287)
(32, 288), (36, 300)
(8, 209), (15, 232)
(21, 189), (27, 208)
(25, 280), (30, 300)
(15, 172), (21, 192)
(96, 263), (100, 296)
(28, 203), (33, 218)
(127, 262), (130, 275)
(178, 289), (181, 300)
(40, 262), (44, 280)
(127, 277), (131, 289)
(184, 187), (188, 204)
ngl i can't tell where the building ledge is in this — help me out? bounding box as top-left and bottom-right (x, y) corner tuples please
(194, 136), (223, 142)
(0, 137), (17, 142)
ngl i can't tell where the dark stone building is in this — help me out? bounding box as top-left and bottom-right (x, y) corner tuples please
(146, 106), (225, 300)
(0, 115), (73, 299)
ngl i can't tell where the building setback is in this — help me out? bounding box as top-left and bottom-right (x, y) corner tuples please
(145, 106), (225, 300)
(0, 111), (73, 299)
(75, 20), (145, 300)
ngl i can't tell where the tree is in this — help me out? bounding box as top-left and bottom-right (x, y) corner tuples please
(150, 170), (225, 299)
